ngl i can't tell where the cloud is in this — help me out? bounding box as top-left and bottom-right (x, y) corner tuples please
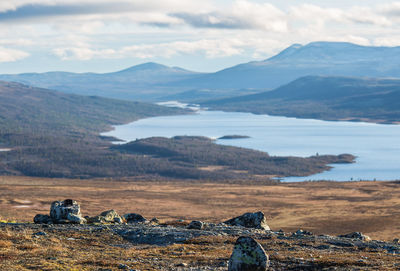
(53, 37), (279, 61)
(172, 1), (287, 31)
(0, 47), (29, 62)
(289, 4), (391, 28)
(0, 0), (211, 23)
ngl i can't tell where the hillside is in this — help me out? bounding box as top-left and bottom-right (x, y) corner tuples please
(0, 81), (189, 178)
(203, 76), (400, 124)
(0, 63), (203, 101)
(114, 136), (355, 179)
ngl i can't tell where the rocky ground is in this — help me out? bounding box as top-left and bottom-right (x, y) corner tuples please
(1, 221), (400, 270)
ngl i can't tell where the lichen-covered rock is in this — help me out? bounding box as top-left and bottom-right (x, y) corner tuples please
(124, 213), (147, 224)
(50, 199), (82, 224)
(188, 220), (204, 230)
(224, 212), (270, 230)
(33, 214), (52, 224)
(67, 213), (87, 224)
(100, 210), (121, 222)
(87, 210), (123, 224)
(228, 236), (269, 271)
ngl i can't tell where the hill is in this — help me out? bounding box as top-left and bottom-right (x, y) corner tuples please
(0, 81), (189, 178)
(0, 63), (203, 101)
(4, 42), (400, 102)
(203, 76), (400, 123)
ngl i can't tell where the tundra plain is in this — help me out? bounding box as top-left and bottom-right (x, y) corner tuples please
(1, 177), (399, 241)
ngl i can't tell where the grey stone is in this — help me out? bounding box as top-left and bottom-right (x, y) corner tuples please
(33, 214), (52, 224)
(188, 220), (204, 230)
(228, 236), (269, 271)
(33, 231), (47, 236)
(100, 210), (121, 222)
(50, 199), (81, 223)
(87, 210), (123, 224)
(124, 213), (147, 224)
(67, 213), (87, 224)
(114, 217), (124, 224)
(224, 211), (270, 230)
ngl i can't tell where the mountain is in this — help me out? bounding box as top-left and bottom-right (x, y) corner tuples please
(0, 62), (203, 101)
(203, 76), (400, 124)
(176, 42), (400, 91)
(2, 42), (400, 102)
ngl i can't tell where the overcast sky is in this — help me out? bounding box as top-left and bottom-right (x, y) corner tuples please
(0, 0), (400, 73)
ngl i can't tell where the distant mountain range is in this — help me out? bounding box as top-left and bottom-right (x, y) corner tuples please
(203, 76), (400, 124)
(2, 41), (400, 102)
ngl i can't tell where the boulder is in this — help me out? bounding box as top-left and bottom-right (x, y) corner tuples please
(87, 210), (123, 224)
(124, 213), (147, 224)
(224, 211), (270, 230)
(67, 213), (87, 224)
(33, 214), (52, 224)
(228, 236), (269, 271)
(188, 220), (204, 230)
(50, 199), (84, 224)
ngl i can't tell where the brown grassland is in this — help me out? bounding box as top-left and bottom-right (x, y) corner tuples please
(1, 176), (400, 270)
(1, 176), (400, 241)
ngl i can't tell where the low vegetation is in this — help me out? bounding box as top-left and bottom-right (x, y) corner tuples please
(115, 136), (355, 180)
(204, 76), (400, 124)
(0, 81), (354, 180)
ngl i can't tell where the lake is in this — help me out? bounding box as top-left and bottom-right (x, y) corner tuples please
(103, 106), (400, 182)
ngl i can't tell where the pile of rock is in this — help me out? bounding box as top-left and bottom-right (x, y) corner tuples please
(34, 199), (149, 225)
(34, 199), (86, 224)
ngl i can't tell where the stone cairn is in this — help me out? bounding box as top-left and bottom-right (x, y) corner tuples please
(34, 199), (150, 225)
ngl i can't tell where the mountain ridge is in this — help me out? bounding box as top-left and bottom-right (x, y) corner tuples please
(203, 75), (400, 124)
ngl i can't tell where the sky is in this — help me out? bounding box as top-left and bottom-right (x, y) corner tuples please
(0, 0), (400, 73)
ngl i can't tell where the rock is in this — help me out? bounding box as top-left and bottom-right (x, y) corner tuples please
(118, 263), (129, 269)
(33, 231), (47, 236)
(176, 263), (188, 267)
(293, 229), (313, 236)
(150, 217), (159, 224)
(33, 214), (52, 224)
(228, 236), (269, 271)
(50, 199), (81, 223)
(67, 213), (86, 224)
(224, 211), (270, 230)
(339, 232), (371, 241)
(100, 210), (122, 222)
(188, 220), (204, 230)
(114, 217), (124, 224)
(87, 210), (123, 224)
(124, 213), (147, 224)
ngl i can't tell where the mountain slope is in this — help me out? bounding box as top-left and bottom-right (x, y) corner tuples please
(203, 76), (400, 123)
(177, 42), (400, 90)
(0, 81), (190, 178)
(0, 63), (203, 101)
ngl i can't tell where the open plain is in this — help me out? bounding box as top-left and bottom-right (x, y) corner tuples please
(1, 177), (400, 241)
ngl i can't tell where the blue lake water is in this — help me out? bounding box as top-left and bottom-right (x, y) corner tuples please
(103, 108), (400, 182)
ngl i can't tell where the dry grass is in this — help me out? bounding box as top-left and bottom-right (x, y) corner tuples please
(0, 176), (400, 241)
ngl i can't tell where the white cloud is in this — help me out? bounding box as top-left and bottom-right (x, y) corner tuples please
(0, 47), (29, 62)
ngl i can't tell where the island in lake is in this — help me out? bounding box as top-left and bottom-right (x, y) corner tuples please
(218, 135), (251, 140)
